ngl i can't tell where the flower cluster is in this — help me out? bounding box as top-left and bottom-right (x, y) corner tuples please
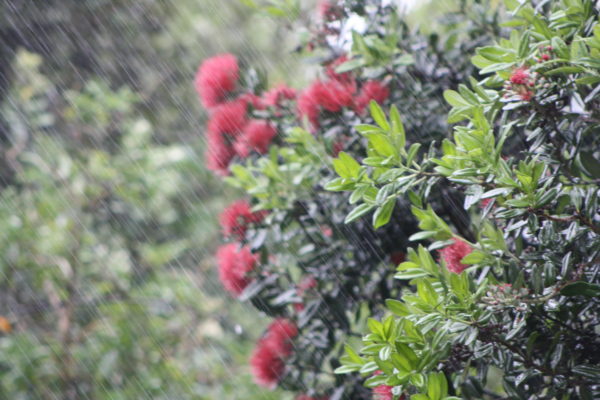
(536, 45), (553, 63)
(372, 384), (394, 400)
(216, 243), (258, 297)
(196, 54), (284, 175)
(504, 66), (537, 102)
(250, 318), (298, 388)
(298, 56), (390, 130)
(438, 238), (472, 274)
(219, 200), (267, 239)
(196, 51), (389, 174)
(197, 4), (394, 399)
(194, 53), (239, 109)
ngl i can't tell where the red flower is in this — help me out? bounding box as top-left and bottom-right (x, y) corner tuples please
(480, 198), (493, 208)
(205, 129), (235, 175)
(263, 84), (297, 107)
(219, 200), (267, 239)
(438, 238), (472, 274)
(195, 53), (239, 109)
(234, 120), (277, 158)
(216, 243), (258, 296)
(239, 92), (267, 110)
(250, 318), (298, 388)
(207, 98), (248, 138)
(297, 84), (322, 130)
(314, 80), (355, 112)
(354, 80), (390, 114)
(509, 67), (530, 85)
(372, 385), (394, 400)
(297, 77), (355, 130)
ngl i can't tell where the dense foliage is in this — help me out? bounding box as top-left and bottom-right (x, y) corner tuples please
(329, 0), (600, 399)
(200, 0), (600, 399)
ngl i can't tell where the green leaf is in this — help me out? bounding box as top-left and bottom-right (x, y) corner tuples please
(335, 57), (367, 73)
(561, 282), (600, 297)
(518, 31), (530, 59)
(443, 90), (470, 107)
(460, 250), (486, 265)
(427, 372), (448, 400)
(544, 66), (585, 75)
(334, 365), (360, 374)
(386, 299), (409, 316)
(333, 151), (361, 178)
(482, 187), (512, 199)
(409, 231), (437, 241)
(395, 269), (430, 280)
(345, 203), (375, 224)
(344, 344), (363, 364)
(373, 198), (396, 229)
(370, 101), (390, 131)
(389, 105), (406, 149)
(572, 365), (600, 379)
(411, 395), (430, 400)
(395, 53), (414, 66)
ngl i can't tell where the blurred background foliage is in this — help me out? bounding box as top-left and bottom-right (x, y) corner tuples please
(0, 0), (313, 398)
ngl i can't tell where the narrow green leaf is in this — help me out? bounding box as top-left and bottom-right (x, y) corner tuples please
(370, 101), (390, 131)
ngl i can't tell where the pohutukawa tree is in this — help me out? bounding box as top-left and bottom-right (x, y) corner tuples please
(195, 0), (600, 399)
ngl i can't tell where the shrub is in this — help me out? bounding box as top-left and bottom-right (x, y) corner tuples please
(197, 0), (526, 398)
(330, 0), (600, 398)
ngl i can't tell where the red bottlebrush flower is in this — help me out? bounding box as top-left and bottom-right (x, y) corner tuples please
(354, 80), (390, 114)
(233, 120), (277, 158)
(297, 84), (322, 130)
(216, 243), (258, 296)
(250, 318), (298, 388)
(263, 84), (297, 107)
(205, 129), (235, 175)
(541, 53), (551, 61)
(509, 67), (530, 85)
(266, 318), (298, 349)
(207, 98), (248, 138)
(219, 200), (267, 239)
(390, 251), (405, 265)
(314, 80), (355, 112)
(438, 238), (473, 274)
(372, 385), (394, 400)
(298, 79), (355, 130)
(195, 53), (239, 109)
(250, 340), (286, 389)
(239, 92), (267, 110)
(480, 198), (493, 208)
